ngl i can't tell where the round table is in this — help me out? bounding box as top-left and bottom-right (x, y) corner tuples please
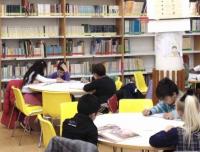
(28, 80), (86, 96)
(94, 113), (183, 151)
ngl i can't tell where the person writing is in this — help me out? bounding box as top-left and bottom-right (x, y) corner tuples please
(48, 61), (70, 81)
(83, 63), (116, 113)
(143, 78), (180, 119)
(149, 89), (200, 151)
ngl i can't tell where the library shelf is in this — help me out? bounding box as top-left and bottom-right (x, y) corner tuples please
(65, 35), (122, 39)
(124, 52), (155, 56)
(1, 36), (64, 40)
(0, 16), (64, 19)
(65, 16), (122, 19)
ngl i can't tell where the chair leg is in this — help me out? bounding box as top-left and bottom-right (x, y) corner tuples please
(8, 105), (15, 129)
(11, 112), (21, 137)
(38, 131), (42, 148)
(19, 116), (30, 145)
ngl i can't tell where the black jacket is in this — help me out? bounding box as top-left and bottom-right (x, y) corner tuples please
(83, 76), (116, 104)
(62, 113), (98, 145)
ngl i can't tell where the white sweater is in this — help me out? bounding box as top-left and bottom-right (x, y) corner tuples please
(22, 72), (56, 93)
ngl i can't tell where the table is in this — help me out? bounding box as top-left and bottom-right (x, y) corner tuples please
(28, 80), (86, 96)
(94, 113), (183, 152)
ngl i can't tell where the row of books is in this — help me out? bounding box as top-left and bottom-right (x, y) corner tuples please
(191, 19), (200, 32)
(0, 4), (62, 16)
(2, 64), (28, 79)
(124, 58), (145, 71)
(90, 39), (121, 54)
(124, 19), (147, 34)
(1, 25), (59, 38)
(66, 4), (119, 16)
(124, 0), (146, 16)
(66, 39), (84, 55)
(104, 60), (121, 74)
(2, 41), (62, 58)
(66, 25), (117, 36)
(70, 61), (90, 75)
(65, 38), (121, 55)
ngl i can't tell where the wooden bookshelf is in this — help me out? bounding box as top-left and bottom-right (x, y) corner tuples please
(1, 0), (200, 99)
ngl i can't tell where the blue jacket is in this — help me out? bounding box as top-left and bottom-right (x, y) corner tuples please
(150, 100), (177, 118)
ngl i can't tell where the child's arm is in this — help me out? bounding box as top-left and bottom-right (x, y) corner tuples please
(83, 81), (97, 92)
(149, 127), (178, 148)
(150, 100), (169, 115)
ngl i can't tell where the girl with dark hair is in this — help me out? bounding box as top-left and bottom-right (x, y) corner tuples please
(22, 60), (64, 106)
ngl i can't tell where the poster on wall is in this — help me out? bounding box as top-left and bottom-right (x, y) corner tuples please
(147, 0), (190, 20)
(155, 32), (184, 70)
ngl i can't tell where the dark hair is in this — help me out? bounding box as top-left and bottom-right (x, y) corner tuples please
(156, 77), (178, 99)
(78, 94), (100, 115)
(92, 63), (106, 76)
(180, 89), (194, 102)
(57, 61), (66, 71)
(23, 60), (47, 85)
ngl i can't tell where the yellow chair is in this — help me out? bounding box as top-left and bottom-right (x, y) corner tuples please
(60, 102), (78, 136)
(119, 99), (153, 113)
(37, 114), (56, 147)
(11, 86), (43, 145)
(133, 71), (148, 94)
(42, 91), (72, 119)
(115, 76), (123, 90)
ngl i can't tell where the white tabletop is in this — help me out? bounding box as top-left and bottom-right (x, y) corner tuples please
(28, 80), (86, 95)
(94, 113), (183, 150)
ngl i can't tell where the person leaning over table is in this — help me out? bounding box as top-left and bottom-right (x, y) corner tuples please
(48, 60), (70, 81)
(143, 78), (180, 120)
(149, 89), (200, 151)
(83, 63), (116, 113)
(22, 60), (64, 106)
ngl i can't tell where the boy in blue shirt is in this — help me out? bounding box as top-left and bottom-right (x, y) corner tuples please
(143, 77), (179, 119)
(48, 61), (70, 81)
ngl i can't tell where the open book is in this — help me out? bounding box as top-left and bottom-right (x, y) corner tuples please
(98, 124), (139, 142)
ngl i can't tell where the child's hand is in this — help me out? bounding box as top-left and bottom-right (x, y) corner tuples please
(163, 112), (174, 120)
(142, 109), (151, 116)
(165, 125), (174, 132)
(81, 77), (89, 83)
(56, 78), (64, 83)
(61, 63), (68, 72)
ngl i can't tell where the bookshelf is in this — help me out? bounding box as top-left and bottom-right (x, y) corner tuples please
(1, 0), (200, 105)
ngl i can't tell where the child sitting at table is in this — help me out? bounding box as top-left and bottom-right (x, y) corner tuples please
(142, 77), (180, 119)
(22, 60), (64, 106)
(83, 63), (116, 113)
(48, 60), (70, 81)
(62, 94), (100, 145)
(149, 89), (200, 151)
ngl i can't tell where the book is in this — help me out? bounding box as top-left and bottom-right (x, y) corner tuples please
(98, 124), (139, 142)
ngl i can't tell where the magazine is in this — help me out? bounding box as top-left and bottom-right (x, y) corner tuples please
(98, 124), (139, 142)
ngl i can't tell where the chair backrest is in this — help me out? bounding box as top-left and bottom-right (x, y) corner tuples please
(152, 68), (185, 105)
(133, 71), (148, 93)
(60, 102), (78, 136)
(37, 114), (56, 147)
(115, 76), (123, 90)
(119, 99), (153, 113)
(42, 91), (72, 119)
(12, 86), (25, 113)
